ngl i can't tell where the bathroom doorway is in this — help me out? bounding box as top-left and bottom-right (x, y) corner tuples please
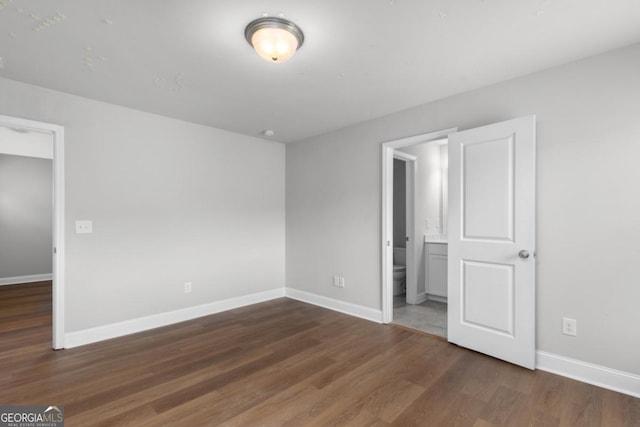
(382, 129), (453, 337)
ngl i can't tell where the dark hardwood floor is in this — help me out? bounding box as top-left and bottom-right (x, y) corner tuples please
(1, 281), (639, 426)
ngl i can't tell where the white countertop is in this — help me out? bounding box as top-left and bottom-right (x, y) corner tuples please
(424, 235), (448, 244)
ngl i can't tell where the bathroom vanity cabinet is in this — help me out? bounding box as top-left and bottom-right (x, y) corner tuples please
(425, 242), (448, 301)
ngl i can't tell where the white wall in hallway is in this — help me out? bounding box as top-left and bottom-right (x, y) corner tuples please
(0, 126), (53, 159)
(0, 154), (53, 279)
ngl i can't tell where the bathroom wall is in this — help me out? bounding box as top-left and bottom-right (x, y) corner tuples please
(0, 154), (53, 280)
(440, 144), (448, 236)
(286, 43), (640, 375)
(398, 142), (443, 297)
(392, 159), (406, 248)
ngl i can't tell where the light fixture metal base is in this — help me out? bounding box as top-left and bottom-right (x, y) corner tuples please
(245, 16), (304, 52)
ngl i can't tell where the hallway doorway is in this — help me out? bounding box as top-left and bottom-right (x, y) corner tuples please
(0, 115), (65, 349)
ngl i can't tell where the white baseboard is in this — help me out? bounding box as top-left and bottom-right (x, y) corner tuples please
(285, 288), (382, 323)
(406, 292), (426, 305)
(426, 294), (447, 304)
(537, 351), (640, 398)
(284, 289), (640, 398)
(0, 274), (53, 286)
(65, 288), (286, 348)
(60, 283), (640, 399)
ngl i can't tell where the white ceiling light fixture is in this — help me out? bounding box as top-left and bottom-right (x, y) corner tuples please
(245, 17), (304, 63)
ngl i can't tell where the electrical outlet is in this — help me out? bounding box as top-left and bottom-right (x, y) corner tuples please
(184, 282), (192, 294)
(562, 317), (577, 336)
(75, 220), (93, 234)
(339, 277), (345, 288)
(333, 276), (340, 287)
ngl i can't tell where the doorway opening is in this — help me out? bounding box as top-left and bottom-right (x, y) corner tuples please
(381, 128), (456, 337)
(392, 140), (448, 336)
(0, 115), (65, 349)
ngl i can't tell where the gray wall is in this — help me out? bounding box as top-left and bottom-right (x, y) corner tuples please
(0, 77), (285, 332)
(286, 43), (640, 375)
(0, 154), (53, 279)
(392, 159), (405, 248)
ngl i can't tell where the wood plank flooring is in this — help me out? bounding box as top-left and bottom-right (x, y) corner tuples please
(1, 281), (639, 426)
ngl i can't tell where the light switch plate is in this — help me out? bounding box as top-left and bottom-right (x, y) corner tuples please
(75, 220), (93, 234)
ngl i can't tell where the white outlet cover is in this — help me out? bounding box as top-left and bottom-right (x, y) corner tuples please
(75, 220), (93, 234)
(562, 317), (577, 336)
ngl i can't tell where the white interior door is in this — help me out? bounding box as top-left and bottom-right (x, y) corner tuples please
(448, 115), (536, 369)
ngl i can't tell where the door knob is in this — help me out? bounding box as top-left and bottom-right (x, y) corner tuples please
(518, 250), (530, 259)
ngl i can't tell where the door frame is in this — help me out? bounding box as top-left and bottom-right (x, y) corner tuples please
(0, 114), (66, 349)
(381, 128), (457, 323)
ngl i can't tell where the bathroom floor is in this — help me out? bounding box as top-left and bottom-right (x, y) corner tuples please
(392, 294), (447, 337)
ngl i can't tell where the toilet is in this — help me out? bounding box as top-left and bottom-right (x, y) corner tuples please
(393, 247), (406, 296)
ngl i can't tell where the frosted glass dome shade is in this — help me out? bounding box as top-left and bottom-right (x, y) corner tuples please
(245, 17), (304, 63)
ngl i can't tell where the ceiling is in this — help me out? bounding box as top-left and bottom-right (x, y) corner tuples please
(1, 1), (640, 143)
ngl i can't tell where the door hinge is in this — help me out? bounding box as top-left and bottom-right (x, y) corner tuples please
(53, 247), (57, 254)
